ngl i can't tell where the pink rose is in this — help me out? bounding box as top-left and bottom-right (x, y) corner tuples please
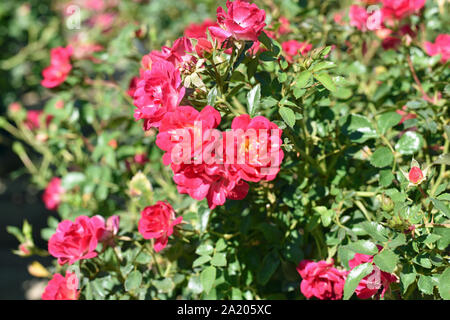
(227, 114), (284, 183)
(41, 46), (73, 88)
(281, 40), (312, 63)
(138, 201), (183, 252)
(348, 248), (398, 299)
(133, 59), (185, 129)
(381, 0), (425, 21)
(48, 215), (105, 265)
(209, 0), (266, 42)
(349, 5), (369, 31)
(424, 34), (450, 63)
(297, 259), (347, 300)
(42, 177), (64, 210)
(42, 272), (79, 300)
(184, 19), (221, 56)
(171, 162), (249, 210)
(156, 105), (221, 165)
(150, 37), (195, 71)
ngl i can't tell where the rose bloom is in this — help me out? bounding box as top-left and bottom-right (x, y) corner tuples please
(42, 272), (80, 300)
(156, 105), (221, 166)
(281, 40), (312, 63)
(209, 0), (266, 42)
(297, 260), (347, 300)
(48, 215), (105, 265)
(148, 37), (195, 71)
(424, 34), (450, 64)
(349, 5), (369, 31)
(41, 46), (73, 88)
(98, 215), (120, 247)
(25, 110), (53, 130)
(348, 249), (398, 299)
(133, 58), (185, 130)
(226, 114), (284, 183)
(381, 0), (425, 21)
(138, 201), (183, 252)
(127, 76), (140, 98)
(184, 19), (221, 56)
(42, 177), (64, 210)
(171, 162), (249, 210)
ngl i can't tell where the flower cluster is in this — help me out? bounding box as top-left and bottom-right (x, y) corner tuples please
(131, 0), (284, 210)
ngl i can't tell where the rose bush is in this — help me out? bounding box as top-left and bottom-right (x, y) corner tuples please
(1, 0), (449, 300)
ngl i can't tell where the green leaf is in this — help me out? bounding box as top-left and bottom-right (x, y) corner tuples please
(215, 239), (227, 252)
(370, 147), (394, 168)
(430, 198), (450, 219)
(395, 131), (423, 155)
(207, 87), (218, 106)
(380, 170), (395, 187)
(295, 71), (311, 89)
(434, 153), (450, 166)
(314, 206), (335, 227)
(373, 249), (398, 273)
(211, 252), (227, 267)
(257, 251), (280, 285)
(187, 275), (203, 294)
(200, 266), (216, 294)
(377, 112), (402, 135)
(311, 61), (336, 72)
(343, 114), (378, 143)
(314, 72), (336, 92)
(438, 268), (450, 300)
(400, 265), (416, 294)
(418, 275), (434, 295)
(247, 84), (261, 117)
(347, 240), (379, 255)
(359, 221), (389, 242)
(193, 255), (212, 268)
(343, 263), (373, 300)
(124, 270), (142, 292)
(152, 278), (174, 293)
(279, 106), (296, 128)
(61, 172), (86, 190)
(196, 243), (214, 256)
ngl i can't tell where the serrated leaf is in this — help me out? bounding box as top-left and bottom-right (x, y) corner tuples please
(211, 252), (227, 267)
(200, 266), (216, 294)
(431, 198), (450, 218)
(124, 270), (142, 292)
(395, 131), (423, 155)
(196, 243), (214, 256)
(370, 147), (394, 168)
(61, 172), (86, 190)
(247, 84), (261, 117)
(193, 255), (212, 268)
(314, 72), (336, 92)
(373, 249), (398, 273)
(279, 106), (296, 128)
(295, 71), (311, 88)
(418, 275), (434, 295)
(378, 112), (402, 135)
(438, 268), (450, 300)
(343, 263), (373, 300)
(257, 251), (280, 285)
(347, 240), (379, 255)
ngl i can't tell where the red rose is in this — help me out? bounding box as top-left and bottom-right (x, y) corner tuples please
(150, 37), (195, 71)
(133, 59), (185, 129)
(156, 105), (221, 165)
(48, 215), (105, 265)
(424, 34), (450, 64)
(42, 177), (64, 210)
(297, 260), (347, 300)
(226, 114), (284, 183)
(42, 272), (79, 300)
(281, 40), (312, 63)
(171, 162), (249, 210)
(41, 46), (73, 88)
(138, 201), (183, 252)
(348, 248), (398, 299)
(349, 5), (369, 31)
(209, 0), (266, 42)
(381, 0), (425, 21)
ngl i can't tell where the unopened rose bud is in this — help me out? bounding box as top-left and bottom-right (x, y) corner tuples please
(408, 166), (424, 184)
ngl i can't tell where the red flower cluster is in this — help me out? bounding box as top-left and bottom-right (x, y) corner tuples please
(41, 46), (73, 88)
(131, 1), (284, 209)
